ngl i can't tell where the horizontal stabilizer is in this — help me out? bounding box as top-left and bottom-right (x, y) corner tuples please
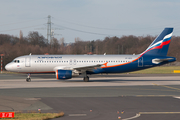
(152, 58), (174, 64)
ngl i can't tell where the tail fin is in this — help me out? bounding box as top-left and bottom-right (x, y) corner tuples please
(141, 28), (173, 56)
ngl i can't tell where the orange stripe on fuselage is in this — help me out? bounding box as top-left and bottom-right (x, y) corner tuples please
(101, 57), (139, 68)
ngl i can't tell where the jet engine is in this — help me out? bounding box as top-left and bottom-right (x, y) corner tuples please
(56, 70), (72, 79)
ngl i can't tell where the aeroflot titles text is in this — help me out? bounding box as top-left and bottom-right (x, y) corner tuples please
(38, 57), (62, 59)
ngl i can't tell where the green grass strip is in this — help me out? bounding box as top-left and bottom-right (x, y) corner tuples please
(129, 66), (180, 74)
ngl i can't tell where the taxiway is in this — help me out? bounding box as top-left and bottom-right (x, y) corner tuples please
(0, 73), (180, 120)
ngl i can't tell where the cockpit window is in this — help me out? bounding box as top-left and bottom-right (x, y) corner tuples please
(13, 60), (20, 63)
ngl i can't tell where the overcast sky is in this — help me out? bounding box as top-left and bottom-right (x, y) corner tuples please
(0, 0), (180, 43)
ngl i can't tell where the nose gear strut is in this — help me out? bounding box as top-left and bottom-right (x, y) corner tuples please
(26, 73), (31, 82)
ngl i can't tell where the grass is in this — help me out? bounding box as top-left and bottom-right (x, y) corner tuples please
(129, 66), (180, 74)
(2, 111), (64, 120)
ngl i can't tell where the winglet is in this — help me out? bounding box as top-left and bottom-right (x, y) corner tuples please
(103, 62), (108, 67)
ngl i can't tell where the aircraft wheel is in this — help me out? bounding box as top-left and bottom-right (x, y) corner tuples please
(26, 78), (31, 82)
(83, 76), (89, 82)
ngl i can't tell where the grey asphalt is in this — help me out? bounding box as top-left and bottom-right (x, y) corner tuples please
(1, 73), (180, 81)
(0, 73), (180, 120)
(41, 97), (180, 120)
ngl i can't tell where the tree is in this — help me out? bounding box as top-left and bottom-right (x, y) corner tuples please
(27, 31), (47, 47)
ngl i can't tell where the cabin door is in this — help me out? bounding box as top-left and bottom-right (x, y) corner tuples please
(25, 57), (31, 67)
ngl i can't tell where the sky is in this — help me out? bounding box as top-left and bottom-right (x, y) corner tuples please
(0, 0), (180, 43)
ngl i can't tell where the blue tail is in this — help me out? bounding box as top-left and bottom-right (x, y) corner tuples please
(141, 28), (173, 56)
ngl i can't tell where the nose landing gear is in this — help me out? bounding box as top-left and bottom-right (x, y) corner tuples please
(26, 73), (31, 82)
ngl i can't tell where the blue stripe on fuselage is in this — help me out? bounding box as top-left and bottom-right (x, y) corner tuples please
(88, 55), (176, 74)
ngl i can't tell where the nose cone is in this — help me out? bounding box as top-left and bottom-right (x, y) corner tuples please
(5, 64), (11, 71)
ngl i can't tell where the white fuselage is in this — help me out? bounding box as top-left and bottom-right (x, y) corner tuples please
(5, 54), (139, 73)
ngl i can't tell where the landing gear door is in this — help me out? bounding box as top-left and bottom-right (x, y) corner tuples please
(138, 57), (143, 67)
(25, 57), (31, 67)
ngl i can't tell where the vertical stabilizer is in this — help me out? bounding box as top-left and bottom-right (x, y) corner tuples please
(141, 28), (173, 56)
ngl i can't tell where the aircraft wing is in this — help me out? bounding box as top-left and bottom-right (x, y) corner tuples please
(73, 64), (103, 72)
(53, 63), (104, 72)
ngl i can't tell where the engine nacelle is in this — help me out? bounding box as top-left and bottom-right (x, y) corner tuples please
(56, 70), (72, 79)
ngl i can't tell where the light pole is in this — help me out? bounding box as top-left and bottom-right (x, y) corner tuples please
(1, 54), (4, 73)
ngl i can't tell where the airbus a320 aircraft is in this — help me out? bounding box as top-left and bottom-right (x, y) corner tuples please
(5, 28), (176, 82)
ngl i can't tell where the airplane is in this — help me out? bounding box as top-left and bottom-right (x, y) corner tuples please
(5, 28), (176, 82)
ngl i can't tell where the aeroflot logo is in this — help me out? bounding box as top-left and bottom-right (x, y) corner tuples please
(38, 56), (62, 59)
(0, 112), (14, 118)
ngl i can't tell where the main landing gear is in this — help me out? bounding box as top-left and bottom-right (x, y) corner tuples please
(26, 73), (31, 82)
(83, 72), (89, 82)
(83, 76), (89, 82)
